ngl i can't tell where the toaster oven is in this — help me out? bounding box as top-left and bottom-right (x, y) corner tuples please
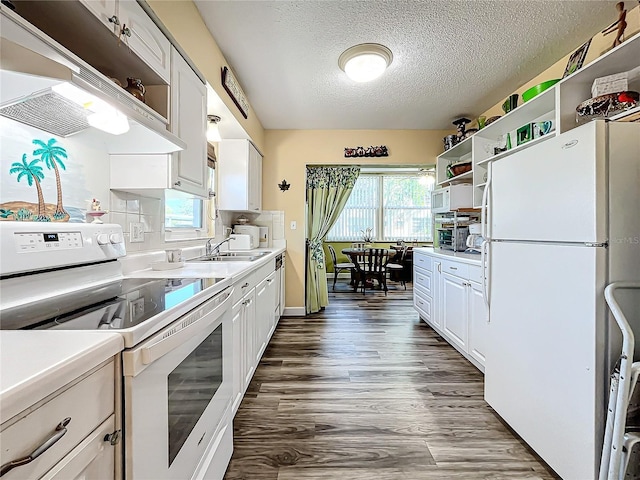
(437, 226), (469, 252)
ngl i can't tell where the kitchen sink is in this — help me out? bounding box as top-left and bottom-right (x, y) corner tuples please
(189, 251), (270, 262)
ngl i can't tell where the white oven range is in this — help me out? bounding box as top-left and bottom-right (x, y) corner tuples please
(0, 223), (234, 480)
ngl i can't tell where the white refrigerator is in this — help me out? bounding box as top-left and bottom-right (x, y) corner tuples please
(483, 120), (640, 480)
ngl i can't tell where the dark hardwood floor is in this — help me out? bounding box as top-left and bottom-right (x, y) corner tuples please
(224, 279), (559, 479)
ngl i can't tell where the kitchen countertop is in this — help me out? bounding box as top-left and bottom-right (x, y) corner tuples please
(0, 331), (123, 422)
(414, 247), (482, 266)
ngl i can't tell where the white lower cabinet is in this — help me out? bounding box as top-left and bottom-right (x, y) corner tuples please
(255, 272), (277, 364)
(468, 280), (488, 365)
(0, 360), (118, 480)
(231, 288), (255, 415)
(40, 415), (116, 480)
(413, 249), (487, 372)
(231, 260), (280, 417)
(442, 272), (468, 350)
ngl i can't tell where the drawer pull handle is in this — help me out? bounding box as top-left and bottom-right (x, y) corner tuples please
(0, 417), (71, 477)
(242, 282), (250, 288)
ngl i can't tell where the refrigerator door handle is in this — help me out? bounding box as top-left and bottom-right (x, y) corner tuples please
(481, 239), (490, 313)
(481, 163), (492, 240)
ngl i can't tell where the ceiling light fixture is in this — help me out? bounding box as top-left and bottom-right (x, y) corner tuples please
(338, 43), (393, 83)
(207, 114), (222, 142)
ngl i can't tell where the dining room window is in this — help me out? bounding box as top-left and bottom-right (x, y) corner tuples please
(327, 171), (435, 242)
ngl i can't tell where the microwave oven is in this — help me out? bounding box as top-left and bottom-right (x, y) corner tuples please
(431, 184), (473, 213)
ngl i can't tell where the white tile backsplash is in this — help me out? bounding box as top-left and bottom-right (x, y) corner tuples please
(126, 199), (140, 213)
(110, 191), (128, 212)
(110, 212), (127, 231)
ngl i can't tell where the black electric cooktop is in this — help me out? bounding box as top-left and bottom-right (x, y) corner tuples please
(0, 277), (226, 331)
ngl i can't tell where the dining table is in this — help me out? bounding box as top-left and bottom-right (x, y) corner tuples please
(340, 247), (395, 291)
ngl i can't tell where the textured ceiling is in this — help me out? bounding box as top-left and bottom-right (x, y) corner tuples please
(195, 0), (617, 130)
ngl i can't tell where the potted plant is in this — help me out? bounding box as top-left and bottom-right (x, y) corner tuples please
(360, 227), (374, 247)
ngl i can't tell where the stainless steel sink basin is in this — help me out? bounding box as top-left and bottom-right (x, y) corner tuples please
(189, 251), (270, 262)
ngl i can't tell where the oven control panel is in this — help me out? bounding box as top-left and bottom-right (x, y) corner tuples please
(14, 231), (83, 252)
(0, 223), (126, 276)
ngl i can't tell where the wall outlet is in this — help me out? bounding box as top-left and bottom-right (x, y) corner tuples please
(290, 221), (297, 230)
(130, 222), (144, 242)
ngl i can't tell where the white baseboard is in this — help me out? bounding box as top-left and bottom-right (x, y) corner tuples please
(283, 307), (305, 316)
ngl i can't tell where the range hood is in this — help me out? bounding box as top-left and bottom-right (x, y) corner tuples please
(0, 7), (186, 154)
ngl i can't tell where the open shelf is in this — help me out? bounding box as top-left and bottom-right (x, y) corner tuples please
(438, 134), (473, 160)
(437, 169), (473, 186)
(476, 134), (554, 165)
(558, 32), (640, 133)
(476, 86), (556, 141)
(610, 105), (640, 122)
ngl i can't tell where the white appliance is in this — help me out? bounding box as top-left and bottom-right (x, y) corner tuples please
(431, 184), (473, 213)
(233, 225), (259, 249)
(0, 223), (234, 480)
(227, 234), (253, 250)
(482, 121), (640, 480)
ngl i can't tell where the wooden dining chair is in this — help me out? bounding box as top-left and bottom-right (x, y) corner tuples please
(355, 248), (388, 295)
(386, 245), (408, 290)
(327, 245), (355, 291)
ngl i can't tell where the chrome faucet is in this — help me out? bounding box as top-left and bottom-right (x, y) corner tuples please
(205, 237), (232, 256)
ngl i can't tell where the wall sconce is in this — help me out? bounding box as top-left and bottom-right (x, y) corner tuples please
(206, 114), (221, 142)
(278, 179), (290, 191)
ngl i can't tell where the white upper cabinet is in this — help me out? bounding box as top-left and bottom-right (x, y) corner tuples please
(118, 0), (171, 82)
(170, 47), (207, 197)
(78, 0), (119, 34)
(110, 49), (207, 197)
(79, 0), (171, 82)
(218, 140), (263, 212)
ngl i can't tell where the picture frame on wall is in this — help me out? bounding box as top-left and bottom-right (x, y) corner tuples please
(563, 39), (592, 78)
(221, 66), (249, 119)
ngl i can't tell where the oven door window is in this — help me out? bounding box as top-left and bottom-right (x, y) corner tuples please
(167, 323), (223, 466)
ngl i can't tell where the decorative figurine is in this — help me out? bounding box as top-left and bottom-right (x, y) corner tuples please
(452, 118), (471, 141)
(602, 2), (627, 48)
(87, 198), (107, 223)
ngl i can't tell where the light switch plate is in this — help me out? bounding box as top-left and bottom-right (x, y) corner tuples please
(130, 222), (144, 242)
(290, 221), (297, 230)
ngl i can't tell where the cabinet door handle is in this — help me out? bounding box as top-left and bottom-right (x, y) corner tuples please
(242, 282), (250, 289)
(0, 418), (71, 477)
(449, 266), (457, 270)
(121, 25), (131, 38)
(267, 279), (273, 284)
(108, 15), (120, 25)
(437, 263), (441, 273)
(174, 181), (181, 187)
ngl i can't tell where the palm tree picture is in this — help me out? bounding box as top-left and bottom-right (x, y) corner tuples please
(33, 138), (68, 219)
(9, 154), (47, 220)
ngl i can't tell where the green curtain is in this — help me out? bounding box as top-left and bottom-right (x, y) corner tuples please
(305, 166), (360, 314)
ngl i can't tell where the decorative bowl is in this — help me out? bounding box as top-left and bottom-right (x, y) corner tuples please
(522, 79), (560, 102)
(447, 161), (472, 178)
(576, 91), (639, 124)
(485, 115), (501, 126)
